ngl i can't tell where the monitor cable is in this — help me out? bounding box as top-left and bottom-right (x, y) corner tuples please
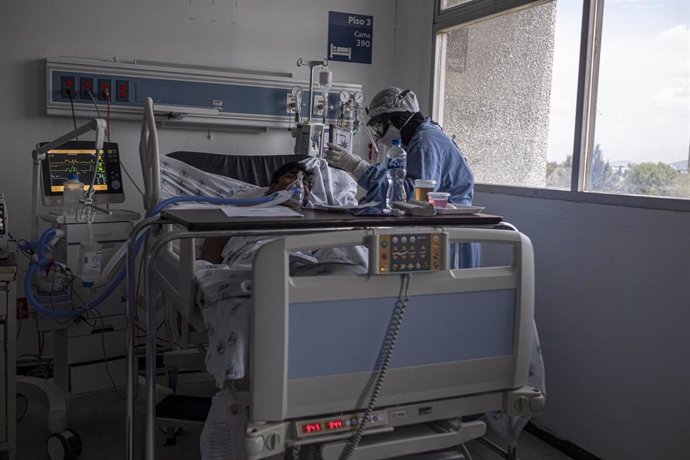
(339, 273), (411, 460)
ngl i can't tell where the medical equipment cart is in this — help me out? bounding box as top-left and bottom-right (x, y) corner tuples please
(0, 255), (17, 459)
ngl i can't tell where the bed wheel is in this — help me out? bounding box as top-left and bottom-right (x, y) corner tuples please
(46, 428), (83, 460)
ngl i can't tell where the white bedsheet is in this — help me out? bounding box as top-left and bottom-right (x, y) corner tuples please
(159, 155), (359, 207)
(196, 240), (368, 388)
(159, 156), (262, 200)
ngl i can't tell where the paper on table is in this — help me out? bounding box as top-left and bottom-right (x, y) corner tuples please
(174, 203), (224, 210)
(220, 206), (303, 218)
(311, 202), (380, 212)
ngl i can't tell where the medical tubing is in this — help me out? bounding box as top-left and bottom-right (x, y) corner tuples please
(339, 274), (411, 460)
(25, 193), (285, 319)
(24, 234), (145, 319)
(19, 228), (58, 266)
(147, 193), (279, 217)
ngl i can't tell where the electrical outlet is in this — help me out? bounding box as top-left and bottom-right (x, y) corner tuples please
(61, 76), (75, 98)
(115, 80), (129, 102)
(98, 79), (112, 100)
(80, 77), (94, 99)
(16, 297), (29, 319)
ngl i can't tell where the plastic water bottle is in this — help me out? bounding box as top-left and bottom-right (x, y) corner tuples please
(385, 139), (407, 209)
(62, 173), (84, 218)
(80, 223), (102, 288)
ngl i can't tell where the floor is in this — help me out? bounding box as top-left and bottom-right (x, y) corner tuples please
(17, 389), (571, 460)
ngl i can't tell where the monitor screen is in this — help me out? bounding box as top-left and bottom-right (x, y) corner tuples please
(0, 201), (5, 236)
(41, 141), (124, 206)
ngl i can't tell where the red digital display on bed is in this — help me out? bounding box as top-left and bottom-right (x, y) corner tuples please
(302, 423), (322, 433)
(301, 419), (345, 434)
(328, 420), (344, 430)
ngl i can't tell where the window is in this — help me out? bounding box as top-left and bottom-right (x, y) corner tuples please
(589, 0), (690, 198)
(434, 0), (690, 203)
(440, 0), (474, 11)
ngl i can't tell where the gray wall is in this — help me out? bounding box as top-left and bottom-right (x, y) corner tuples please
(0, 0), (398, 239)
(396, 2), (690, 459)
(478, 193), (690, 460)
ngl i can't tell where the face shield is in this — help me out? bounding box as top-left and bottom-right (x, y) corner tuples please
(367, 116), (388, 141)
(365, 88), (420, 153)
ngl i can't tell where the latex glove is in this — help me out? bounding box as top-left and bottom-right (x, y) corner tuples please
(325, 143), (370, 179)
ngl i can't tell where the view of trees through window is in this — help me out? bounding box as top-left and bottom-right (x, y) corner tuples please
(547, 145), (690, 197)
(436, 0), (689, 200)
(588, 0), (689, 198)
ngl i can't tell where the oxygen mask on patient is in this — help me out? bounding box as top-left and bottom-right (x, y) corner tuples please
(285, 171), (306, 208)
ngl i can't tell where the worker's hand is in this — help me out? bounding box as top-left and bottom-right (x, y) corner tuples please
(325, 143), (369, 179)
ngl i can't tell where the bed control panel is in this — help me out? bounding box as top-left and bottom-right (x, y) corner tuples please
(370, 231), (448, 275)
(295, 410), (387, 438)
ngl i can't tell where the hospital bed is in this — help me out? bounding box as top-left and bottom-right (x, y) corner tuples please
(128, 98), (545, 460)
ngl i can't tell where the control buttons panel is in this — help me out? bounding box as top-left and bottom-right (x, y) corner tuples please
(102, 146), (123, 192)
(295, 411), (387, 438)
(371, 232), (447, 274)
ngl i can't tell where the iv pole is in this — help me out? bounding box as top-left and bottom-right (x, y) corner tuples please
(296, 58), (328, 123)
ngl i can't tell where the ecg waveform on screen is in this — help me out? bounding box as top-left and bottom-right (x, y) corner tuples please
(48, 154), (107, 187)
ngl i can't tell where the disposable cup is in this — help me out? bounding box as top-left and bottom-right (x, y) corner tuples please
(427, 192), (450, 208)
(414, 179), (437, 202)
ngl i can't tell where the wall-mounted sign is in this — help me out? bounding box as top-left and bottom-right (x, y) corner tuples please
(327, 11), (373, 64)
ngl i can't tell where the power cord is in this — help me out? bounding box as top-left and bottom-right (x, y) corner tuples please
(339, 273), (411, 460)
(86, 89), (144, 197)
(90, 307), (125, 400)
(121, 163), (145, 197)
(67, 90), (78, 131)
(86, 90), (108, 141)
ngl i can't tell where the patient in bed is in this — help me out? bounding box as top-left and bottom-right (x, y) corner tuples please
(162, 157), (544, 459)
(173, 156), (367, 387)
(198, 161), (314, 263)
(198, 158), (367, 269)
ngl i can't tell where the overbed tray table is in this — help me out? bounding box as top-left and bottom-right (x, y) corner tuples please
(160, 208), (503, 231)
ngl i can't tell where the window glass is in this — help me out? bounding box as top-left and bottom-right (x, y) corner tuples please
(588, 0), (689, 198)
(435, 0), (582, 188)
(440, 0), (474, 11)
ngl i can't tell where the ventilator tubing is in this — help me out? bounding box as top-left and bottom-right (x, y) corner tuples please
(25, 193), (289, 318)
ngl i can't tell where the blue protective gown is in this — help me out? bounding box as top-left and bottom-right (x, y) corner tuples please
(358, 119), (480, 268)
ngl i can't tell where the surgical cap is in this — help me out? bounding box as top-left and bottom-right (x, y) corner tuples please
(366, 87), (420, 120)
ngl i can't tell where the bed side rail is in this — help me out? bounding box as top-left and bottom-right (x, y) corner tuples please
(139, 97), (160, 213)
(251, 226), (535, 422)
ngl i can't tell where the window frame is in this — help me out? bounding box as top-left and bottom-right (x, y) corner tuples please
(432, 0), (690, 212)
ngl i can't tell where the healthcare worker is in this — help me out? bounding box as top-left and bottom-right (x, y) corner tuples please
(325, 87), (480, 267)
(326, 87), (475, 204)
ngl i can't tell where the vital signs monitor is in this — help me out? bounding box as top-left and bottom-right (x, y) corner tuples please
(40, 141), (124, 206)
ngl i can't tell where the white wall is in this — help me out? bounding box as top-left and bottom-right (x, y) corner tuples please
(0, 0), (397, 240)
(394, 2), (690, 459)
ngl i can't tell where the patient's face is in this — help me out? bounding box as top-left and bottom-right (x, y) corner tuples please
(267, 169), (311, 207)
